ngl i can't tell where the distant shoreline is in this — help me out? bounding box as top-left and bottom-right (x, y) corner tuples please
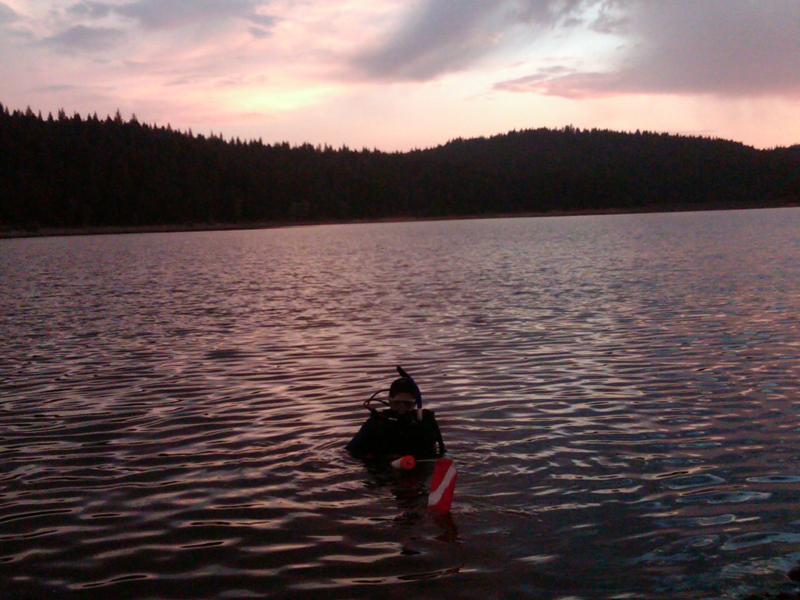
(2, 200), (797, 240)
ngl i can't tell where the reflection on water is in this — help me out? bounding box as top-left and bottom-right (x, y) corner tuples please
(1, 208), (800, 599)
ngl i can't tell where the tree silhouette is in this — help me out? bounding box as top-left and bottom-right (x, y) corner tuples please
(0, 103), (797, 232)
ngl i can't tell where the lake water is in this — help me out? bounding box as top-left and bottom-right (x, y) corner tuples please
(2, 208), (800, 599)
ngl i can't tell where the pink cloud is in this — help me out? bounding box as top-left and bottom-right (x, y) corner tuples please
(496, 69), (626, 99)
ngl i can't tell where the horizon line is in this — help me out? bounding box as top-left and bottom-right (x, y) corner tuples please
(3, 100), (798, 153)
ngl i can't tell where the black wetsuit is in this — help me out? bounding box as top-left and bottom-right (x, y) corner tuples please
(346, 408), (445, 459)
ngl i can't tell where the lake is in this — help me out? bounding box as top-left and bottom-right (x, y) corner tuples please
(2, 208), (800, 599)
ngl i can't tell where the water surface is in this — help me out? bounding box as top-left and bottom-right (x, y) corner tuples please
(2, 208), (800, 599)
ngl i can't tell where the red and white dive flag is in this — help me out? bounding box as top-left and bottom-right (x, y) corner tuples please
(427, 458), (457, 514)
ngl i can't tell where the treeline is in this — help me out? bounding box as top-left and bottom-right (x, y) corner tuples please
(1, 103), (799, 230)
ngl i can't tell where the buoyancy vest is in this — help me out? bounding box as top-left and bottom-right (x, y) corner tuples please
(346, 408), (445, 459)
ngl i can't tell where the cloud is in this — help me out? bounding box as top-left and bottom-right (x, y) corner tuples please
(67, 2), (113, 18)
(33, 84), (79, 92)
(351, 0), (589, 81)
(45, 24), (124, 51)
(352, 1), (500, 80)
(249, 13), (274, 28)
(589, 0), (628, 34)
(624, 0), (800, 96)
(353, 0), (800, 99)
(498, 0), (800, 98)
(496, 68), (620, 98)
(513, 0), (589, 25)
(115, 0), (272, 31)
(62, 0), (275, 33)
(0, 2), (17, 23)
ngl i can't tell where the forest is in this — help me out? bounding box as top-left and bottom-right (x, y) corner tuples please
(1, 103), (798, 232)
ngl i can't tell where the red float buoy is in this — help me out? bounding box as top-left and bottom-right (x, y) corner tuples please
(390, 455), (417, 470)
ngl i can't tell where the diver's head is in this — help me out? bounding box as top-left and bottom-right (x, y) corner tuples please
(389, 377), (417, 415)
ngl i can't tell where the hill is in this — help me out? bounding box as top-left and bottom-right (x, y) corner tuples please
(1, 104), (798, 232)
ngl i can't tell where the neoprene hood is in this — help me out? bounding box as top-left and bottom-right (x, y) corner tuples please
(389, 377), (417, 399)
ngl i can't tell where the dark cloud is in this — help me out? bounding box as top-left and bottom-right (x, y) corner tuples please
(620, 0), (800, 96)
(249, 14), (274, 28)
(67, 2), (113, 18)
(115, 0), (271, 30)
(45, 24), (123, 51)
(354, 0), (800, 98)
(352, 0), (589, 80)
(514, 0), (588, 25)
(352, 1), (505, 80)
(33, 84), (80, 92)
(0, 2), (17, 23)
(589, 0), (628, 34)
(498, 0), (800, 97)
(61, 0), (274, 33)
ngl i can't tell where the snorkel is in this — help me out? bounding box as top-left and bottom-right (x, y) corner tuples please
(396, 365), (423, 421)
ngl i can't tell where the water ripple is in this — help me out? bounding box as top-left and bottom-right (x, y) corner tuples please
(2, 209), (800, 599)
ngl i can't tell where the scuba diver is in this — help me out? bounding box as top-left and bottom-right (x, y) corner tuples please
(346, 367), (446, 459)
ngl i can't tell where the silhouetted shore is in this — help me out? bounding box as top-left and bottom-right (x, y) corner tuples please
(0, 106), (800, 236)
(3, 105), (800, 234)
(2, 200), (797, 239)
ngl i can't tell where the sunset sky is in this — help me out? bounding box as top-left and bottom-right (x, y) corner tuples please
(2, 0), (799, 150)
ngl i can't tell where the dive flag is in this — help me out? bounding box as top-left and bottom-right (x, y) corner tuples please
(427, 458), (457, 514)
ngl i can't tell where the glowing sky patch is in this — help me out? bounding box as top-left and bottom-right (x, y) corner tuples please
(225, 84), (343, 113)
